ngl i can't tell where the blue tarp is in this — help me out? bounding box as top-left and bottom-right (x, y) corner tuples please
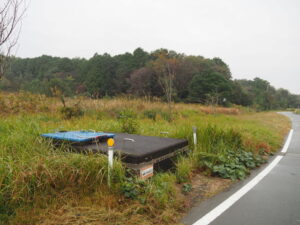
(41, 131), (115, 142)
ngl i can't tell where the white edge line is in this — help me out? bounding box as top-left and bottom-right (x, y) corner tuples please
(281, 129), (293, 153)
(193, 129), (294, 225)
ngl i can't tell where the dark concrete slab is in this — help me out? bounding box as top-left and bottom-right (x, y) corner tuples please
(182, 112), (300, 225)
(73, 133), (188, 164)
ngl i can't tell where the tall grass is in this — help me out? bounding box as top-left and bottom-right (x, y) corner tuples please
(0, 115), (125, 223)
(0, 92), (291, 224)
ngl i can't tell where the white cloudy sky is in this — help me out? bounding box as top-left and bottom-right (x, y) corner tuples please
(17, 0), (300, 94)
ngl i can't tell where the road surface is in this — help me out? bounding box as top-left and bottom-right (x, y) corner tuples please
(182, 112), (300, 225)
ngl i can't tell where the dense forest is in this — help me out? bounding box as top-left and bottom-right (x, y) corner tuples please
(1, 48), (299, 110)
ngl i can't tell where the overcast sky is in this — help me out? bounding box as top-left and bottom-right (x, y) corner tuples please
(17, 0), (300, 94)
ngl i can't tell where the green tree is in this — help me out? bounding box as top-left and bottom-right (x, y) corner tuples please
(149, 49), (182, 119)
(188, 71), (232, 104)
(85, 53), (117, 98)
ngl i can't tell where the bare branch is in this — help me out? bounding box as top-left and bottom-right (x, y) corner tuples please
(0, 0), (26, 79)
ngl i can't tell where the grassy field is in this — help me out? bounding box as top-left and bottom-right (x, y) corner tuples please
(0, 92), (291, 225)
(294, 109), (300, 114)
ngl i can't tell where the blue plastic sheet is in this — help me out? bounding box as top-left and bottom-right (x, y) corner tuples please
(41, 131), (115, 142)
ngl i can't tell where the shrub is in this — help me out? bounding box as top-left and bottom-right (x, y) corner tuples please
(117, 108), (137, 120)
(143, 109), (157, 121)
(118, 109), (139, 133)
(60, 106), (84, 119)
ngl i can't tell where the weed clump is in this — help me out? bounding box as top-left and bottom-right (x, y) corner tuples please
(182, 183), (192, 194)
(118, 109), (139, 133)
(199, 125), (243, 153)
(175, 156), (194, 183)
(120, 177), (148, 201)
(151, 173), (177, 207)
(60, 106), (84, 119)
(119, 172), (178, 208)
(209, 150), (267, 180)
(143, 109), (158, 121)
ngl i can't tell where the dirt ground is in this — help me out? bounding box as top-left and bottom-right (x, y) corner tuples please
(183, 173), (233, 208)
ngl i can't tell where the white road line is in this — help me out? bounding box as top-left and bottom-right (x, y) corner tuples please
(193, 129), (294, 225)
(281, 129), (293, 153)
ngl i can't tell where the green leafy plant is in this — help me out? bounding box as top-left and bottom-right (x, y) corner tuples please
(200, 149), (267, 180)
(212, 162), (248, 180)
(120, 177), (149, 203)
(182, 183), (192, 194)
(120, 177), (141, 200)
(118, 109), (139, 133)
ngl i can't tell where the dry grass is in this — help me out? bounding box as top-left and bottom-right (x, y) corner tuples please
(238, 112), (291, 152)
(0, 92), (242, 116)
(76, 98), (241, 116)
(0, 91), (292, 225)
(0, 91), (51, 114)
(11, 189), (185, 225)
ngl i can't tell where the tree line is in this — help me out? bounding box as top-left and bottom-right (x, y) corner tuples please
(1, 48), (299, 110)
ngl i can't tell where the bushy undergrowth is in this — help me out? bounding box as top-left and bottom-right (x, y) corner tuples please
(60, 105), (84, 119)
(117, 109), (139, 133)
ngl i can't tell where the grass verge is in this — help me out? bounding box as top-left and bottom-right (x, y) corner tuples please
(0, 92), (291, 224)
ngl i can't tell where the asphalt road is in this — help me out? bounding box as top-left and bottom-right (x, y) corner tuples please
(182, 112), (300, 225)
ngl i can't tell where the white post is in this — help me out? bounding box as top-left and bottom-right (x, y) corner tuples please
(108, 146), (114, 188)
(107, 138), (115, 188)
(193, 126), (197, 149)
(108, 146), (114, 168)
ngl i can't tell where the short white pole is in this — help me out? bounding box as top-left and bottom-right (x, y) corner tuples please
(193, 126), (197, 149)
(108, 146), (114, 168)
(107, 138), (115, 188)
(108, 146), (114, 188)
